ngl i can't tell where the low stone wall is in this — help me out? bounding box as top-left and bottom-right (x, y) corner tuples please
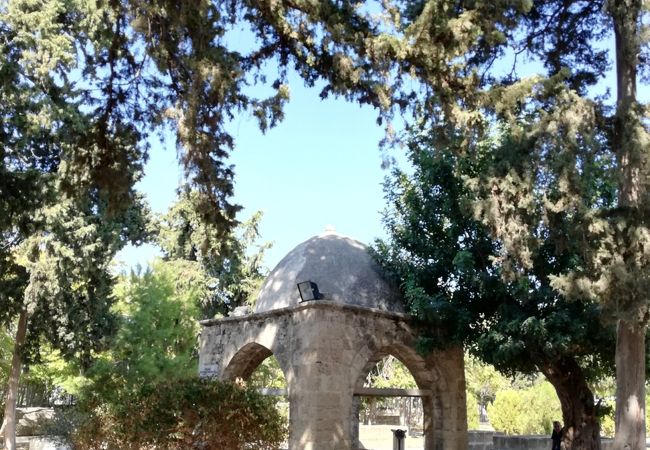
(492, 434), (614, 450)
(468, 430), (498, 450)
(468, 431), (615, 450)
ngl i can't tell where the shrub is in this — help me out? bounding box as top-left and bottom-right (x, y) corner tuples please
(467, 392), (480, 430)
(599, 402), (615, 438)
(488, 389), (526, 434)
(72, 377), (287, 450)
(487, 381), (561, 435)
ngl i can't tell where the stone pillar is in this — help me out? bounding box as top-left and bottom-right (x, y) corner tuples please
(351, 396), (361, 449)
(287, 308), (356, 450)
(288, 357), (355, 449)
(428, 346), (468, 450)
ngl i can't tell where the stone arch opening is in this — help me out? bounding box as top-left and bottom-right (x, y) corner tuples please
(249, 354), (289, 393)
(360, 355), (421, 428)
(222, 342), (275, 381)
(352, 345), (444, 450)
(354, 344), (432, 391)
(354, 354), (426, 449)
(223, 342), (291, 447)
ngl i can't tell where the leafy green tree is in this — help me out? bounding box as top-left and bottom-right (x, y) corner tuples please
(67, 260), (287, 449)
(1, 0), (292, 446)
(0, 195), (147, 449)
(374, 129), (616, 448)
(465, 355), (510, 423)
(487, 389), (527, 435)
(249, 357), (288, 391)
(467, 391), (480, 430)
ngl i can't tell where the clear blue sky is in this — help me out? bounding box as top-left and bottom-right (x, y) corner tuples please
(115, 74), (396, 272)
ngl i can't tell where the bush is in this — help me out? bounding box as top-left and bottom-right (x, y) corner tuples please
(488, 389), (526, 434)
(487, 381), (561, 435)
(71, 377), (287, 450)
(519, 382), (561, 434)
(467, 392), (480, 430)
(599, 402), (615, 438)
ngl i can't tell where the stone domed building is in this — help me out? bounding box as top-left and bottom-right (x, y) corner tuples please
(198, 229), (468, 450)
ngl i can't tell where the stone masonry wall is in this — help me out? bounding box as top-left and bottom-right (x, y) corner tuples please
(199, 301), (468, 450)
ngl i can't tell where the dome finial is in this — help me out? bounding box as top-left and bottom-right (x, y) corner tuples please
(324, 224), (336, 234)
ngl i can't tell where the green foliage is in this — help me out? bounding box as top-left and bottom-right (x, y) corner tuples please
(600, 401), (616, 438)
(487, 381), (561, 435)
(85, 260), (202, 402)
(465, 355), (510, 417)
(249, 357), (287, 390)
(2, 0), (294, 377)
(18, 198), (149, 365)
(0, 326), (13, 390)
(466, 392), (480, 430)
(248, 357), (290, 424)
(374, 124), (614, 445)
(365, 356), (417, 389)
(157, 193), (271, 317)
(23, 346), (87, 401)
(488, 390), (526, 435)
(72, 377), (287, 450)
(375, 126), (615, 373)
(373, 135), (501, 348)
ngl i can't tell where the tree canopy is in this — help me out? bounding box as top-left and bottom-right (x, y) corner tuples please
(0, 1), (287, 446)
(374, 123), (616, 447)
(157, 193), (270, 318)
(2, 0), (649, 448)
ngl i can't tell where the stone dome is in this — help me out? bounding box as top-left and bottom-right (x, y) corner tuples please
(254, 230), (405, 313)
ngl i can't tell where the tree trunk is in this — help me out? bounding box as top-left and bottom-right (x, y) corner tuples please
(613, 320), (646, 450)
(608, 0), (646, 448)
(1, 310), (28, 450)
(541, 357), (601, 450)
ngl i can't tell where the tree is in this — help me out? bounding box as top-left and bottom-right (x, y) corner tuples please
(239, 2), (648, 448)
(373, 128), (616, 448)
(83, 260), (204, 405)
(157, 192), (271, 318)
(465, 355), (510, 422)
(488, 381), (561, 435)
(0, 196), (147, 449)
(53, 238), (272, 446)
(1, 0), (293, 447)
